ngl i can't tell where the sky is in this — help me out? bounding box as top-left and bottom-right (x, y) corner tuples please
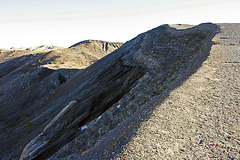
(0, 0), (240, 49)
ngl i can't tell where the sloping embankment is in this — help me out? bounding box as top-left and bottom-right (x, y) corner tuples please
(20, 23), (220, 159)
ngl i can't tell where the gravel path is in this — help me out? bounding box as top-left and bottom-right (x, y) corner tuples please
(113, 24), (240, 159)
(80, 24), (240, 159)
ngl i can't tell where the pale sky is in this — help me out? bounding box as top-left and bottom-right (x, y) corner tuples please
(0, 0), (239, 48)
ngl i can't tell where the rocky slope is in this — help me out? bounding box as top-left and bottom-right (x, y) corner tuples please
(77, 24), (240, 160)
(110, 23), (240, 160)
(17, 23), (221, 160)
(0, 40), (123, 160)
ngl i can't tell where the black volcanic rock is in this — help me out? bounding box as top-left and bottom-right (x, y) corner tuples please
(18, 23), (220, 160)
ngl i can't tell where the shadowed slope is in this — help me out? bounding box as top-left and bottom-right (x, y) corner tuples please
(0, 41), (122, 160)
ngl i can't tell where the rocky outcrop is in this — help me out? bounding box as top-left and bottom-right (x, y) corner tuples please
(0, 41), (122, 160)
(19, 23), (220, 159)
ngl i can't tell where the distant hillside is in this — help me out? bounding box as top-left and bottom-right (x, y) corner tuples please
(0, 45), (64, 63)
(0, 41), (123, 70)
(41, 40), (123, 70)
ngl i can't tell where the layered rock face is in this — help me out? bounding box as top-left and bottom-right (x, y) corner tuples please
(18, 23), (219, 159)
(0, 41), (122, 160)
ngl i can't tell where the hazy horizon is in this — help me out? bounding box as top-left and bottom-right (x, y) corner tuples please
(1, 0), (240, 49)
